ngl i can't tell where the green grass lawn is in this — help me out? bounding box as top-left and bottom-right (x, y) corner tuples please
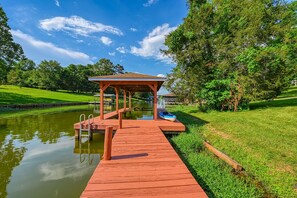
(168, 87), (297, 198)
(0, 85), (94, 105)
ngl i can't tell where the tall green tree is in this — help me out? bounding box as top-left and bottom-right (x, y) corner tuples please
(7, 59), (36, 87)
(92, 58), (115, 76)
(164, 0), (297, 111)
(0, 6), (24, 84)
(37, 60), (63, 91)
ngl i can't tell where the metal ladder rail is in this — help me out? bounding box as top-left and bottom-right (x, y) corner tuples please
(79, 114), (94, 139)
(87, 114), (94, 138)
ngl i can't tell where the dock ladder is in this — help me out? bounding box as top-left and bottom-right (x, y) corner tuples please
(79, 114), (94, 139)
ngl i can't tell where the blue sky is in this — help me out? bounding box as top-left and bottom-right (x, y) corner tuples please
(1, 0), (188, 77)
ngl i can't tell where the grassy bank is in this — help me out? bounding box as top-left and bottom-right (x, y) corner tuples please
(168, 87), (297, 197)
(168, 117), (262, 197)
(0, 85), (94, 105)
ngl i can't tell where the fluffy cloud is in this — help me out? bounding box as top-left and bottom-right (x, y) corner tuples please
(130, 27), (137, 32)
(130, 24), (176, 63)
(55, 0), (60, 7)
(143, 0), (158, 7)
(11, 30), (92, 65)
(108, 52), (115, 56)
(39, 16), (123, 37)
(116, 46), (127, 54)
(100, 36), (112, 46)
(157, 74), (166, 78)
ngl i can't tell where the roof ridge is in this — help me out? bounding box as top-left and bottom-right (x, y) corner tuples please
(89, 72), (166, 79)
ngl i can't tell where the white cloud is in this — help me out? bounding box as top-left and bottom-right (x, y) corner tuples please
(130, 27), (137, 32)
(108, 52), (115, 56)
(143, 0), (158, 7)
(157, 74), (166, 78)
(100, 36), (112, 46)
(39, 16), (123, 37)
(39, 162), (92, 181)
(116, 46), (126, 54)
(55, 0), (60, 7)
(76, 39), (84, 43)
(130, 24), (176, 63)
(11, 30), (92, 65)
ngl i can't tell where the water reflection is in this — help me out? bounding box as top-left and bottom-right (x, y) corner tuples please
(74, 134), (104, 165)
(0, 137), (26, 198)
(125, 101), (153, 120)
(0, 106), (100, 198)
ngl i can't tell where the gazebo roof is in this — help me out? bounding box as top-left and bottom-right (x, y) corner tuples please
(89, 72), (166, 92)
(89, 72), (165, 81)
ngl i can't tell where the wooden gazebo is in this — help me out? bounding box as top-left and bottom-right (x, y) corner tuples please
(88, 72), (166, 120)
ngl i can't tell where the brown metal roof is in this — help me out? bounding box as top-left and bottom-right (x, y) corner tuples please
(89, 72), (166, 80)
(88, 72), (166, 92)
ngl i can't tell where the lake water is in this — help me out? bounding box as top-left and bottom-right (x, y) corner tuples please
(0, 101), (153, 198)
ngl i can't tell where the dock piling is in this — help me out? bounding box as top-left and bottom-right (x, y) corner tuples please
(103, 126), (113, 160)
(118, 111), (123, 129)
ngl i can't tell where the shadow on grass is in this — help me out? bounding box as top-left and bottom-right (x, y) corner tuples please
(278, 87), (297, 98)
(166, 111), (216, 197)
(0, 92), (72, 105)
(250, 97), (297, 110)
(171, 110), (208, 129)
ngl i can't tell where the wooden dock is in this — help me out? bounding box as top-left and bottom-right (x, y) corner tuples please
(77, 111), (207, 198)
(74, 108), (186, 135)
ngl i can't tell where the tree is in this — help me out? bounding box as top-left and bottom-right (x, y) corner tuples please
(164, 0), (297, 111)
(114, 64), (125, 74)
(92, 58), (115, 76)
(164, 65), (204, 103)
(37, 60), (63, 90)
(92, 58), (125, 76)
(0, 6), (24, 83)
(7, 59), (36, 87)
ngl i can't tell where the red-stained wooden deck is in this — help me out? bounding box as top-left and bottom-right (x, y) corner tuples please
(74, 108), (186, 133)
(75, 109), (207, 198)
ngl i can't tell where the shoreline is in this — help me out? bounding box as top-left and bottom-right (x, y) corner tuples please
(0, 102), (90, 109)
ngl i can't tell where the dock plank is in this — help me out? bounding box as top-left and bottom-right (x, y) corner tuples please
(81, 126), (207, 198)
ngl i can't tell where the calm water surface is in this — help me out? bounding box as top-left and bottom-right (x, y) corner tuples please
(0, 101), (152, 198)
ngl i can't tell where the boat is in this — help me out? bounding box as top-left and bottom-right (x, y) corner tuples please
(159, 111), (176, 122)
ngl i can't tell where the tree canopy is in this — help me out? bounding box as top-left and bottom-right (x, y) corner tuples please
(164, 0), (297, 111)
(6, 58), (125, 92)
(0, 6), (24, 84)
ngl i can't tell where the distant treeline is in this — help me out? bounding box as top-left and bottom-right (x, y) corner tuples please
(5, 58), (124, 93)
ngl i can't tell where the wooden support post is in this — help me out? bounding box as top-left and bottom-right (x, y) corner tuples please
(100, 83), (104, 120)
(118, 111), (123, 129)
(115, 87), (119, 113)
(75, 129), (79, 139)
(204, 142), (243, 171)
(153, 83), (157, 121)
(123, 90), (126, 109)
(129, 92), (132, 109)
(103, 126), (113, 160)
(148, 83), (158, 121)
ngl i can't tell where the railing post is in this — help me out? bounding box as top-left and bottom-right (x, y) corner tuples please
(118, 111), (122, 129)
(103, 126), (113, 160)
